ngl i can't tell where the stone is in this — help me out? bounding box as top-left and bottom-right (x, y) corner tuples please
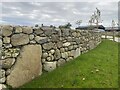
(76, 32), (80, 37)
(41, 59), (46, 63)
(11, 33), (29, 46)
(7, 45), (42, 88)
(0, 58), (15, 69)
(2, 25), (13, 36)
(74, 48), (81, 58)
(0, 69), (5, 78)
(72, 32), (77, 37)
(63, 42), (71, 47)
(34, 29), (43, 35)
(0, 39), (2, 47)
(30, 40), (36, 44)
(0, 84), (7, 89)
(51, 35), (59, 42)
(68, 45), (73, 50)
(41, 26), (53, 36)
(29, 34), (34, 40)
(54, 49), (61, 60)
(42, 42), (54, 50)
(3, 37), (10, 44)
(22, 26), (33, 34)
(57, 58), (66, 66)
(46, 56), (52, 61)
(35, 36), (48, 44)
(61, 52), (68, 59)
(67, 37), (72, 41)
(3, 44), (12, 48)
(60, 48), (65, 53)
(6, 69), (11, 76)
(89, 41), (95, 50)
(61, 29), (70, 36)
(15, 26), (22, 33)
(69, 50), (75, 57)
(43, 61), (56, 72)
(0, 77), (6, 83)
(56, 41), (63, 48)
(50, 49), (55, 54)
(42, 53), (48, 59)
(51, 55), (54, 61)
(66, 57), (73, 62)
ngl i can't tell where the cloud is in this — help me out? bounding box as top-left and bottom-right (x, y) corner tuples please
(1, 2), (118, 27)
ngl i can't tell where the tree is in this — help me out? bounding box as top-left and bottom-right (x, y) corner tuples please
(75, 20), (82, 27)
(59, 22), (72, 29)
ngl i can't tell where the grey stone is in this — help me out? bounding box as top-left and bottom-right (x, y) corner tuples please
(41, 26), (53, 36)
(57, 58), (66, 66)
(67, 37), (72, 41)
(7, 45), (42, 88)
(0, 39), (2, 47)
(3, 44), (12, 48)
(61, 29), (70, 36)
(60, 48), (65, 53)
(63, 42), (71, 47)
(41, 59), (46, 63)
(0, 58), (15, 69)
(0, 77), (6, 84)
(72, 32), (77, 37)
(56, 41), (63, 48)
(42, 53), (48, 59)
(22, 26), (33, 34)
(30, 40), (36, 44)
(35, 36), (48, 44)
(51, 35), (59, 42)
(15, 26), (22, 33)
(43, 61), (56, 72)
(61, 52), (68, 59)
(0, 69), (5, 78)
(54, 49), (61, 60)
(3, 37), (10, 44)
(89, 41), (95, 50)
(2, 25), (13, 36)
(34, 29), (43, 35)
(42, 42), (54, 50)
(74, 48), (81, 58)
(6, 69), (11, 76)
(66, 57), (73, 62)
(51, 55), (54, 61)
(0, 84), (7, 89)
(11, 33), (29, 46)
(68, 50), (75, 57)
(47, 56), (52, 61)
(50, 49), (55, 54)
(29, 34), (34, 40)
(68, 45), (73, 50)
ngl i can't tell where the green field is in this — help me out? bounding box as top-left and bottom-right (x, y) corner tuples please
(21, 40), (118, 88)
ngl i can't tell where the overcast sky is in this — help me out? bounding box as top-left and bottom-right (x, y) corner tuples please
(0, 1), (119, 27)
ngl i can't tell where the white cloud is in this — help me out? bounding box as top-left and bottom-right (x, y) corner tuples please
(1, 2), (119, 27)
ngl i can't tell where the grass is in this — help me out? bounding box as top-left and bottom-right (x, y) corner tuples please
(20, 40), (118, 88)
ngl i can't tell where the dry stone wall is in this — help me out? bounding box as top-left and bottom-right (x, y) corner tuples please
(0, 25), (101, 88)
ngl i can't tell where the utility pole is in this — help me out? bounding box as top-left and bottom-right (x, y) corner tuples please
(112, 20), (116, 41)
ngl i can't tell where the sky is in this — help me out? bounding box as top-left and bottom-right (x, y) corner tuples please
(0, 0), (119, 28)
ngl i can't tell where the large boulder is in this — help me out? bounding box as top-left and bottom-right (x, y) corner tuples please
(6, 45), (42, 88)
(11, 33), (29, 46)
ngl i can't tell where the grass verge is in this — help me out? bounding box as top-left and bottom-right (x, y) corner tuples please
(21, 40), (118, 88)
